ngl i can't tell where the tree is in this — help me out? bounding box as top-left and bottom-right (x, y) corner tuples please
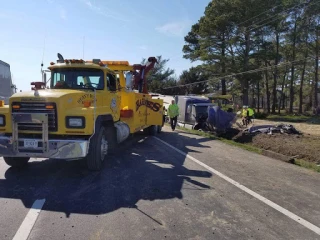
(142, 56), (176, 93)
(183, 0), (235, 95)
(178, 67), (209, 94)
(181, 0), (320, 113)
(306, 1), (320, 111)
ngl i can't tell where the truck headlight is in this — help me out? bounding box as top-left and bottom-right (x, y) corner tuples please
(66, 117), (85, 128)
(0, 115), (5, 126)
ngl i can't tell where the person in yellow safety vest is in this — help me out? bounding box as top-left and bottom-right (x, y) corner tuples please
(247, 106), (255, 124)
(168, 100), (179, 131)
(241, 106), (248, 126)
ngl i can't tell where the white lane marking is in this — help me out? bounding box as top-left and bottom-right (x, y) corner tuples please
(12, 199), (46, 240)
(154, 137), (320, 236)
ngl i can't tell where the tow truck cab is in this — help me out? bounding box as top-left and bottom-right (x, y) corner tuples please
(0, 55), (163, 170)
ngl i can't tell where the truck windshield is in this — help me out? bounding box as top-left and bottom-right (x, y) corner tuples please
(195, 106), (209, 119)
(51, 68), (104, 90)
(195, 106), (209, 115)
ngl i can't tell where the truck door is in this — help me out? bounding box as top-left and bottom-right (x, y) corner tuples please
(106, 73), (121, 121)
(146, 98), (163, 126)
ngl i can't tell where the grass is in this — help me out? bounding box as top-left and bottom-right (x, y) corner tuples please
(176, 126), (262, 154)
(292, 159), (320, 173)
(266, 114), (313, 122)
(169, 124), (319, 173)
(253, 113), (320, 124)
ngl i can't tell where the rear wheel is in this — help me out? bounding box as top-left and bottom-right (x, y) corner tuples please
(143, 125), (158, 136)
(149, 125), (158, 136)
(3, 157), (30, 168)
(86, 126), (108, 171)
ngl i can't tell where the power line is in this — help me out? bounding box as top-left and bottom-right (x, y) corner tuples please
(205, 1), (317, 46)
(245, 0), (310, 30)
(238, 3), (284, 27)
(158, 57), (313, 91)
(247, 0), (319, 33)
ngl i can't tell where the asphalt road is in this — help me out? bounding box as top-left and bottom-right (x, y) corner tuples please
(0, 126), (319, 240)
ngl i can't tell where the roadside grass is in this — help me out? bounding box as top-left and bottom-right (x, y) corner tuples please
(176, 126), (262, 154)
(256, 114), (320, 124)
(169, 124), (319, 173)
(293, 159), (320, 173)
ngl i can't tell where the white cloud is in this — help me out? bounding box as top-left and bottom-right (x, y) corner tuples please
(60, 8), (66, 20)
(138, 45), (148, 50)
(85, 0), (92, 7)
(84, 0), (100, 11)
(155, 21), (190, 37)
(81, 0), (129, 22)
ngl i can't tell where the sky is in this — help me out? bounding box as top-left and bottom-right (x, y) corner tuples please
(0, 0), (210, 91)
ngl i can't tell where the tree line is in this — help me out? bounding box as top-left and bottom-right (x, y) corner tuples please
(146, 0), (320, 114)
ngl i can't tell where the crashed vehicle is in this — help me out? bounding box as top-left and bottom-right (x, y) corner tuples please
(174, 95), (213, 130)
(206, 106), (237, 132)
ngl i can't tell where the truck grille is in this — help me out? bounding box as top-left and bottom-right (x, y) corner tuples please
(12, 102), (58, 132)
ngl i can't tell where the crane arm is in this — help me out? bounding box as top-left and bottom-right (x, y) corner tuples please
(132, 57), (157, 93)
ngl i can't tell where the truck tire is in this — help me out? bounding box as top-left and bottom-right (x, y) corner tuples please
(157, 125), (162, 133)
(86, 126), (108, 171)
(3, 157), (30, 168)
(149, 125), (158, 136)
(105, 124), (117, 154)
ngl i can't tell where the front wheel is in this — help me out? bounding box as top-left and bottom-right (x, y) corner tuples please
(86, 126), (108, 171)
(3, 157), (30, 168)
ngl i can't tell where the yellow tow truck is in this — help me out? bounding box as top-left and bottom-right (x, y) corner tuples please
(0, 54), (163, 171)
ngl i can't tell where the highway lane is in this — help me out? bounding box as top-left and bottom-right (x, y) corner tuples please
(0, 127), (319, 240)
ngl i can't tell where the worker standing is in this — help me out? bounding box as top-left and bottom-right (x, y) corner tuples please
(168, 100), (179, 131)
(247, 106), (255, 124)
(241, 106), (248, 126)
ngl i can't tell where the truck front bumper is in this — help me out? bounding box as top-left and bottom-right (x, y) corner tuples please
(0, 135), (89, 159)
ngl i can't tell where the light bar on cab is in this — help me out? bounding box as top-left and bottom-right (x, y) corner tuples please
(101, 61), (129, 66)
(50, 59), (85, 65)
(86, 60), (129, 66)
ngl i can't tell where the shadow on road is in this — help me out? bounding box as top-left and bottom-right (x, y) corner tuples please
(0, 131), (212, 217)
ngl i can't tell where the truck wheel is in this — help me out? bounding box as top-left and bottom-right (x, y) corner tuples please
(157, 125), (162, 133)
(149, 125), (158, 136)
(3, 157), (30, 168)
(86, 126), (108, 171)
(105, 124), (117, 154)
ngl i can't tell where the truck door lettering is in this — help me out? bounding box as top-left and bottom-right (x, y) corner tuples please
(77, 93), (94, 104)
(136, 99), (161, 112)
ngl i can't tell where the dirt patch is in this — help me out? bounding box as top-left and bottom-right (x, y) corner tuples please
(217, 128), (240, 140)
(233, 132), (320, 164)
(253, 119), (320, 136)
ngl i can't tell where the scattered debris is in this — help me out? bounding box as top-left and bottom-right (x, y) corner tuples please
(231, 123), (320, 164)
(244, 124), (301, 135)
